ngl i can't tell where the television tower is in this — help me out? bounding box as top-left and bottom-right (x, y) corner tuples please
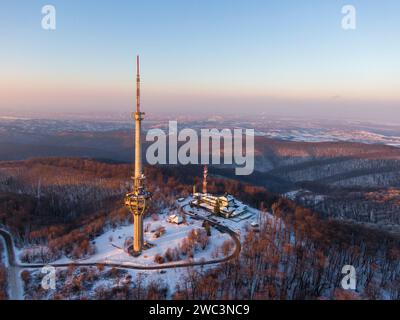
(124, 55), (151, 256)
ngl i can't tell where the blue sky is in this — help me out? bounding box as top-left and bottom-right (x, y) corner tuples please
(0, 0), (399, 121)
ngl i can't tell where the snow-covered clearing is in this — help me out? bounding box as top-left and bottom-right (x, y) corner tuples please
(49, 209), (232, 267)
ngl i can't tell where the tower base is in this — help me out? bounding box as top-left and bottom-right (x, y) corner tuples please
(124, 240), (155, 257)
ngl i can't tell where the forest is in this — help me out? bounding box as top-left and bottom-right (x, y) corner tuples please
(0, 157), (399, 299)
(174, 199), (400, 300)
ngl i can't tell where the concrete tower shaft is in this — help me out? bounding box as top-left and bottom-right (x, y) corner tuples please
(124, 55), (151, 256)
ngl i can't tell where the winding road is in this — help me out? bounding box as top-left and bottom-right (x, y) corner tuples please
(0, 207), (241, 300)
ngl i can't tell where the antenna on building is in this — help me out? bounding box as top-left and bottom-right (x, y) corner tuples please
(202, 165), (208, 194)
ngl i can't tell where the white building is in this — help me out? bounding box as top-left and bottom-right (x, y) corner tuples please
(167, 214), (183, 224)
(190, 193), (248, 218)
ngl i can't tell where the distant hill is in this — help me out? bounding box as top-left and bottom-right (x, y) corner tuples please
(1, 126), (400, 232)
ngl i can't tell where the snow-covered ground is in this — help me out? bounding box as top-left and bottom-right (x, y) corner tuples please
(50, 209), (232, 267)
(261, 128), (400, 147)
(14, 197), (276, 299)
(284, 189), (326, 205)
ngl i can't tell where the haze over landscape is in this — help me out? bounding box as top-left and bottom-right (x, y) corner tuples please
(1, 0), (400, 122)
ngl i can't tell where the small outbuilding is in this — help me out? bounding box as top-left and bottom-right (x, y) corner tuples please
(167, 214), (183, 225)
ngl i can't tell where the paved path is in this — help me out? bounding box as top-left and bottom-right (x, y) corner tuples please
(0, 231), (23, 300)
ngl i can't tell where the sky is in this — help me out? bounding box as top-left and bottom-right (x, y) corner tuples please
(0, 0), (400, 122)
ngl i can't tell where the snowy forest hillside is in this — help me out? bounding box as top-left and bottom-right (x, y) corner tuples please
(0, 158), (399, 299)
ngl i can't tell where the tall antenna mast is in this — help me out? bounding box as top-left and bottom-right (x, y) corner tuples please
(134, 55), (143, 184)
(136, 55), (141, 113)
